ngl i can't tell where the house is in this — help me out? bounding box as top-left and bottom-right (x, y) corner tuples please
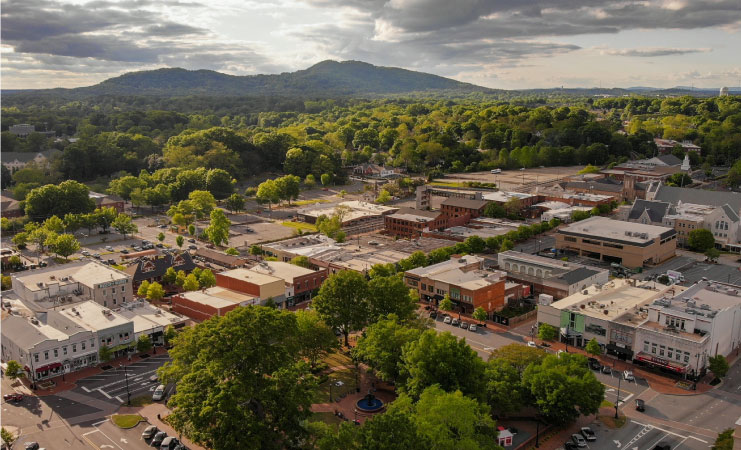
(0, 194), (23, 218)
(384, 208), (447, 238)
(123, 252), (196, 289)
(654, 138), (701, 154)
(88, 192), (125, 213)
(352, 163), (400, 178)
(1, 149), (62, 172)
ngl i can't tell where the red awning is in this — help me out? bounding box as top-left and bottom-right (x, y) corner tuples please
(35, 362), (62, 373)
(635, 352), (687, 373)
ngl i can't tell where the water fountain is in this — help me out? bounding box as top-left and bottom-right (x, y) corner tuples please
(355, 390), (384, 413)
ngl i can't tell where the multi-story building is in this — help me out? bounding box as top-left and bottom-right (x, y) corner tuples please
(634, 280), (741, 378)
(1, 149), (62, 172)
(89, 192), (126, 213)
(113, 300), (187, 344)
(555, 216), (676, 268)
(440, 197), (489, 220)
(194, 247), (248, 269)
(536, 279), (679, 360)
(8, 123), (36, 137)
(215, 268), (286, 305)
(497, 251), (609, 299)
(297, 201), (399, 235)
(171, 287), (257, 321)
(11, 261), (133, 309)
(50, 301), (135, 359)
(385, 208), (447, 238)
(0, 194), (23, 218)
(654, 138), (701, 154)
(248, 261), (327, 305)
(404, 255), (507, 315)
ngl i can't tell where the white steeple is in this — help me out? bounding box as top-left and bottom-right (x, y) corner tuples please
(681, 153), (691, 172)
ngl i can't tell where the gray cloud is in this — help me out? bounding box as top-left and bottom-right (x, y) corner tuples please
(605, 48), (712, 57)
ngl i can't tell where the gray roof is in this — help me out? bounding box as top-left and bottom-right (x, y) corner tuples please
(441, 197), (489, 210)
(1, 149), (61, 163)
(654, 154), (682, 166)
(628, 199), (671, 222)
(555, 267), (600, 285)
(722, 204), (740, 222)
(653, 184), (741, 212)
(565, 180), (623, 193)
(389, 207), (442, 220)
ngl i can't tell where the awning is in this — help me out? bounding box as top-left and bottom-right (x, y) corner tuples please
(635, 352), (688, 373)
(606, 343), (633, 356)
(35, 362), (62, 373)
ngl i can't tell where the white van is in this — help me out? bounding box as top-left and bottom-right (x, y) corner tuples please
(152, 384), (166, 401)
(491, 169), (501, 174)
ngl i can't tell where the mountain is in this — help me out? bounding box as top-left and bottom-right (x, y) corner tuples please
(5, 60), (490, 98)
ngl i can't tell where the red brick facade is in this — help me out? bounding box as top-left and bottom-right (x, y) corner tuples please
(171, 294), (240, 322)
(214, 273), (261, 297)
(384, 212), (447, 238)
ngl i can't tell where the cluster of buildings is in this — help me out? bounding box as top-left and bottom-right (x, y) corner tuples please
(537, 278), (740, 378)
(1, 261), (186, 382)
(1, 190), (124, 219)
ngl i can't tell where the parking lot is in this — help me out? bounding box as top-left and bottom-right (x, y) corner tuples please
(82, 420), (158, 450)
(639, 256), (741, 285)
(73, 353), (172, 406)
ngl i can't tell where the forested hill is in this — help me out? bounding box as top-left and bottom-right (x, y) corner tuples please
(4, 60), (490, 98)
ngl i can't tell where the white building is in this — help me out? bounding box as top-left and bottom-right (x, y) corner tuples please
(8, 124), (35, 137)
(113, 300), (187, 345)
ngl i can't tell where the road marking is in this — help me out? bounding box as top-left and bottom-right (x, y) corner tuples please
(622, 424), (653, 450)
(92, 367), (159, 390)
(688, 436), (708, 443)
(613, 440), (621, 447)
(81, 386), (91, 392)
(644, 432), (669, 450)
(97, 388), (112, 399)
(630, 420), (688, 439)
(115, 396), (123, 403)
(92, 419), (108, 426)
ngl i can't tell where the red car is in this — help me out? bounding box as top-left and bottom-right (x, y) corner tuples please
(4, 393), (23, 403)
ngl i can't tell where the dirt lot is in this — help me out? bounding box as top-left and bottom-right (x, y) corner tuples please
(441, 166), (585, 191)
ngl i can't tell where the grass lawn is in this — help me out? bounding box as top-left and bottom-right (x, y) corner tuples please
(111, 414), (143, 428)
(323, 351), (353, 369)
(281, 221), (318, 232)
(313, 368), (358, 404)
(126, 395), (154, 407)
(597, 414), (626, 429)
(600, 399), (614, 408)
(292, 199), (330, 207)
(308, 412), (344, 429)
(429, 181), (467, 188)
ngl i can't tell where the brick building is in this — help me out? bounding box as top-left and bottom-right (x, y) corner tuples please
(248, 261), (327, 305)
(440, 197), (489, 219)
(384, 208), (447, 238)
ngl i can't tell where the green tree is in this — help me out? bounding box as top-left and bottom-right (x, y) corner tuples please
(4, 360), (22, 379)
(376, 189), (392, 204)
(157, 306), (317, 450)
(43, 215), (65, 233)
(705, 247), (721, 262)
(183, 273), (200, 291)
(289, 255), (311, 268)
(355, 314), (424, 383)
(1, 427), (16, 449)
(585, 338), (602, 356)
(176, 235), (184, 248)
(577, 164), (600, 174)
(225, 247), (239, 256)
(205, 208), (231, 246)
(137, 334), (153, 353)
(137, 280), (151, 298)
(688, 228), (716, 252)
(49, 233), (81, 260)
(708, 355), (729, 379)
(473, 307), (487, 323)
(176, 270), (187, 288)
(147, 282), (165, 302)
(164, 325), (177, 346)
(157, 232), (166, 243)
(489, 343), (547, 375)
(108, 175), (146, 201)
(295, 310), (339, 369)
(198, 269), (216, 288)
(464, 235), (485, 253)
(538, 323), (559, 341)
(163, 267), (177, 285)
(94, 206), (119, 233)
(188, 190), (217, 219)
(112, 214), (138, 238)
(321, 173), (331, 187)
(312, 270), (369, 346)
(24, 180), (95, 219)
(304, 174), (316, 189)
(400, 330), (486, 401)
(99, 345), (113, 363)
(367, 275), (416, 322)
(439, 294), (453, 312)
(275, 175), (301, 205)
(485, 358), (527, 416)
(205, 168), (235, 199)
(256, 179), (280, 211)
(368, 263), (396, 278)
(522, 353), (604, 424)
(224, 193), (245, 213)
(188, 224), (195, 236)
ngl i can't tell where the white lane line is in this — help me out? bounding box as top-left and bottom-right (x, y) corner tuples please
(92, 419), (108, 427)
(115, 396), (123, 403)
(97, 388), (112, 399)
(81, 386), (91, 392)
(82, 429), (100, 437)
(644, 432), (669, 450)
(630, 420), (688, 439)
(94, 368), (159, 390)
(687, 436), (708, 443)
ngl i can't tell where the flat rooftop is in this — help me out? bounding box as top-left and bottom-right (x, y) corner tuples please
(178, 286), (257, 309)
(298, 201), (397, 222)
(482, 191), (534, 203)
(249, 261), (317, 281)
(57, 300), (130, 331)
(558, 216), (675, 243)
(434, 269), (506, 290)
(13, 260), (129, 292)
(2, 315), (70, 347)
(387, 207), (441, 222)
(653, 280), (741, 315)
(218, 268), (284, 286)
(550, 279), (676, 320)
(406, 255), (483, 278)
(114, 300), (186, 333)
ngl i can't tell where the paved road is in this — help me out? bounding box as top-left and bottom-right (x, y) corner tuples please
(429, 315), (521, 358)
(637, 256), (741, 285)
(82, 420), (158, 450)
(514, 235), (556, 255)
(601, 419), (711, 450)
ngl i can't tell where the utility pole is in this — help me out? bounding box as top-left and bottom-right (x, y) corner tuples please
(614, 373), (622, 419)
(123, 364), (131, 405)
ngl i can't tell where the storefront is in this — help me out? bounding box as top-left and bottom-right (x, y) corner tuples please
(34, 362), (62, 380)
(606, 343), (634, 361)
(634, 352), (689, 375)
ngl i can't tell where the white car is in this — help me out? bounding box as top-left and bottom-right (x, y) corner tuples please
(443, 316), (452, 324)
(105, 246), (114, 252)
(81, 250), (90, 256)
(152, 384), (166, 401)
(469, 324), (477, 332)
(491, 169), (501, 174)
(571, 433), (587, 447)
(527, 341), (537, 348)
(623, 370), (635, 381)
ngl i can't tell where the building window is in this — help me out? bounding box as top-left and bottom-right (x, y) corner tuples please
(659, 345), (665, 356)
(113, 298), (117, 305)
(34, 353), (39, 362)
(72, 344), (77, 352)
(421, 283), (427, 290)
(82, 342), (86, 350)
(44, 351), (49, 360)
(91, 339), (95, 348)
(684, 354), (690, 363)
(676, 352), (681, 361)
(63, 346), (67, 355)
(668, 348), (673, 358)
(121, 286), (125, 292)
(565, 237), (577, 242)
(54, 349), (58, 357)
(651, 343), (657, 354)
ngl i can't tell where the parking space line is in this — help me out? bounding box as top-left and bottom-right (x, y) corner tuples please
(97, 388), (112, 399)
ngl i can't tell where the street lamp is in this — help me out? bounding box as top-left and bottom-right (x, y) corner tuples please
(614, 371), (622, 419)
(123, 364), (131, 405)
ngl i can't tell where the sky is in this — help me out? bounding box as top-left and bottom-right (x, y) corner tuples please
(2, 0), (741, 90)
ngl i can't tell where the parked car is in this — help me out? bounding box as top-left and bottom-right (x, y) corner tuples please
(368, 240), (379, 245)
(92, 254), (101, 259)
(571, 433), (587, 447)
(451, 318), (460, 326)
(3, 393), (23, 403)
(107, 259), (116, 265)
(152, 384), (166, 401)
(187, 238), (196, 243)
(491, 169), (501, 174)
(130, 243), (137, 248)
(156, 243), (164, 248)
(120, 249), (129, 254)
(142, 425), (159, 439)
(635, 399), (645, 412)
(429, 312), (437, 319)
(105, 246), (114, 251)
(160, 437), (180, 450)
(469, 324), (477, 332)
(460, 322), (469, 330)
(588, 358), (601, 370)
(151, 432), (168, 447)
(601, 365), (612, 374)
(81, 250), (90, 256)
(133, 246), (143, 252)
(245, 227), (254, 233)
(527, 341), (537, 348)
(443, 316), (452, 324)
(564, 442), (578, 450)
(158, 224), (168, 229)
(24, 443), (40, 450)
(174, 445), (189, 450)
(653, 443), (671, 450)
(623, 370), (635, 381)
(580, 427), (596, 441)
(188, 245), (197, 250)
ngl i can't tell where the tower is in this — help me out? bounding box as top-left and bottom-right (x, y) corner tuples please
(681, 153), (691, 172)
(623, 174), (636, 202)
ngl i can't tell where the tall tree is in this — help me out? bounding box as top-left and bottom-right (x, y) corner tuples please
(158, 306), (317, 450)
(295, 310), (339, 369)
(112, 214), (138, 238)
(312, 270), (369, 346)
(355, 314), (423, 383)
(49, 233), (81, 260)
(367, 275), (416, 322)
(256, 179), (280, 211)
(205, 208), (231, 246)
(224, 193), (245, 213)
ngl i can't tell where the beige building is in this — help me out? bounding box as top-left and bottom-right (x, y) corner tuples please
(297, 201), (399, 235)
(555, 216), (677, 268)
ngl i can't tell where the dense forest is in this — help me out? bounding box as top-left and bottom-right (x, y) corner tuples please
(2, 92), (741, 208)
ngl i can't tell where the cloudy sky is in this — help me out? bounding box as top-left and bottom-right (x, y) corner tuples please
(2, 0), (740, 90)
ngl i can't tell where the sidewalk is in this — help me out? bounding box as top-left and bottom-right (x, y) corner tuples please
(533, 338), (717, 396)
